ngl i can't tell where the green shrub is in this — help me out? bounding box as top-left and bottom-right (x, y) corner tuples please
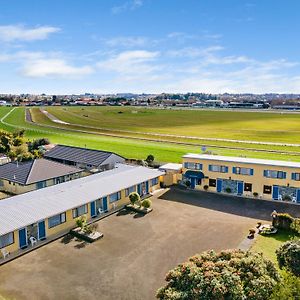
(276, 239), (300, 276)
(76, 216), (87, 229)
(225, 187), (231, 193)
(185, 180), (191, 187)
(129, 192), (140, 206)
(203, 185), (209, 190)
(253, 192), (259, 197)
(157, 249), (279, 300)
(291, 218), (300, 235)
(141, 199), (152, 209)
(269, 270), (300, 299)
(273, 213), (294, 230)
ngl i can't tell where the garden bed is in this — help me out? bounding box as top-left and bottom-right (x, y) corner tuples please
(70, 227), (103, 243)
(125, 204), (153, 214)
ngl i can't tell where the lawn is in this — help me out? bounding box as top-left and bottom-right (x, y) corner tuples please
(1, 106), (300, 163)
(251, 229), (298, 267)
(45, 106), (300, 143)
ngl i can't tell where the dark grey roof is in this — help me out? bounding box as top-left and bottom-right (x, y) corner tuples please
(44, 144), (125, 167)
(0, 159), (82, 185)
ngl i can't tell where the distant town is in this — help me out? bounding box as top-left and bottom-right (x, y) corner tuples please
(1, 92), (300, 110)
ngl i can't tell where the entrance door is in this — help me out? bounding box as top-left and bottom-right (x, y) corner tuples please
(137, 184), (142, 196)
(102, 197), (108, 212)
(297, 190), (300, 204)
(19, 228), (28, 249)
(90, 201), (96, 217)
(190, 177), (196, 189)
(216, 179), (222, 193)
(272, 185), (279, 200)
(38, 221), (46, 240)
(237, 181), (244, 196)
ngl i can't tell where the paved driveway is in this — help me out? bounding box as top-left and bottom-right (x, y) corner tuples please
(1, 188), (299, 300)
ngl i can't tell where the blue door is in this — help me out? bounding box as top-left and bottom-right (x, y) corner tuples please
(19, 228), (27, 249)
(102, 197), (108, 212)
(90, 201), (96, 217)
(190, 177), (196, 189)
(297, 189), (300, 204)
(145, 181), (149, 194)
(137, 184), (142, 196)
(38, 221), (46, 240)
(216, 179), (222, 193)
(272, 185), (279, 200)
(237, 181), (244, 196)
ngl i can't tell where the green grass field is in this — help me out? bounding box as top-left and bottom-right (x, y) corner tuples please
(251, 230), (297, 266)
(1, 106), (300, 163)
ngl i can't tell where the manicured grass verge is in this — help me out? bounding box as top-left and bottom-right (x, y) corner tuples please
(251, 229), (298, 266)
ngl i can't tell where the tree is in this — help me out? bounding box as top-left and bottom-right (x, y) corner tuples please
(157, 249), (279, 300)
(269, 270), (300, 299)
(145, 154), (155, 165)
(129, 192), (140, 206)
(276, 239), (300, 276)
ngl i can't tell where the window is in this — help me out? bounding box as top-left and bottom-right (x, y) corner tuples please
(54, 176), (65, 185)
(208, 165), (228, 173)
(110, 191), (121, 203)
(48, 213), (66, 228)
(263, 185), (272, 194)
(125, 185), (136, 196)
(244, 183), (252, 192)
(0, 232), (14, 249)
(36, 180), (47, 189)
(151, 178), (159, 186)
(72, 204), (88, 218)
(233, 167), (253, 176)
(292, 173), (300, 181)
(209, 179), (216, 187)
(263, 170), (286, 179)
(183, 162), (202, 170)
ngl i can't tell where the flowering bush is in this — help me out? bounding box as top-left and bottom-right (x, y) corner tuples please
(276, 239), (300, 276)
(157, 249), (279, 300)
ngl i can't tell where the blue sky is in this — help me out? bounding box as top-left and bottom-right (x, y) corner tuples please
(1, 0), (300, 94)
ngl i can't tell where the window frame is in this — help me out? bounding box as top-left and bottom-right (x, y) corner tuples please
(109, 191), (121, 203)
(48, 212), (67, 228)
(244, 182), (252, 192)
(0, 232), (14, 249)
(263, 185), (272, 194)
(72, 204), (88, 218)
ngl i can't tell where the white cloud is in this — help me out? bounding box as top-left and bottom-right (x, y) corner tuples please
(103, 36), (148, 47)
(21, 58), (93, 78)
(97, 50), (160, 74)
(112, 0), (143, 14)
(0, 25), (60, 42)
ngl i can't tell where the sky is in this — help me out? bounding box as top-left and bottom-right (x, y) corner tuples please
(1, 0), (300, 94)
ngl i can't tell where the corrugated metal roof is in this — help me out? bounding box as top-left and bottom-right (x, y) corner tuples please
(0, 164), (164, 236)
(183, 154), (300, 169)
(44, 144), (125, 167)
(0, 159), (82, 185)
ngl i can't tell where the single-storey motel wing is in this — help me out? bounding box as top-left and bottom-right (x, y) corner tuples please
(0, 164), (163, 256)
(182, 154), (300, 203)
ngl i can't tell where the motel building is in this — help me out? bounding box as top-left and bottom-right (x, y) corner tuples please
(182, 154), (300, 203)
(0, 164), (163, 260)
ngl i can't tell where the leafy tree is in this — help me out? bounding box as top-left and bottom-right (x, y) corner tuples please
(129, 192), (140, 206)
(269, 270), (300, 299)
(146, 154), (155, 165)
(276, 239), (300, 276)
(28, 138), (50, 152)
(157, 249), (279, 300)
